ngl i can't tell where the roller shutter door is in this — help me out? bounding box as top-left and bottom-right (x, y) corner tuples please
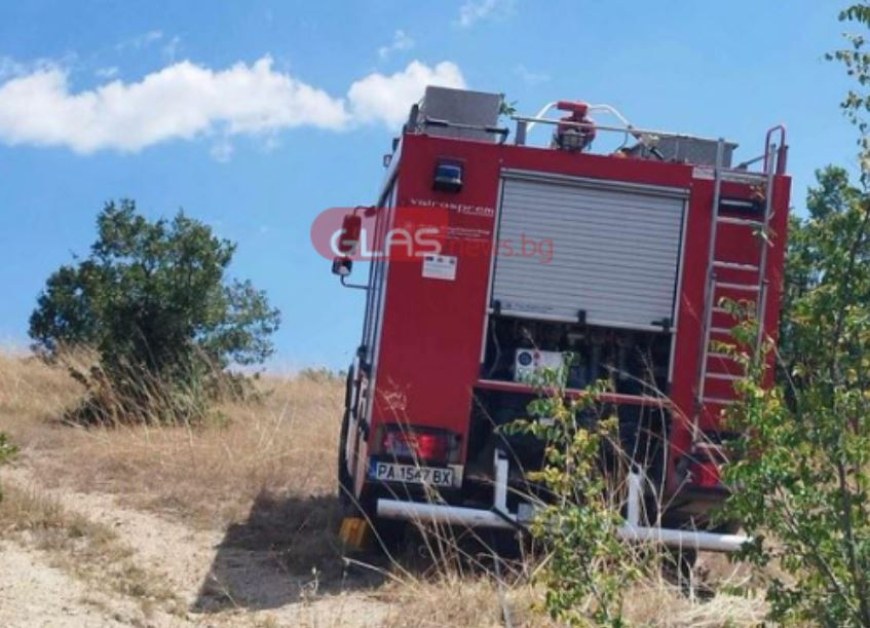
(491, 171), (686, 331)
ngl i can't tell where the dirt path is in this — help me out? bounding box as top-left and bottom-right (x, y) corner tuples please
(0, 540), (132, 628)
(0, 465), (392, 627)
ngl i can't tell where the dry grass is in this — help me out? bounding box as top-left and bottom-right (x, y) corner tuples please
(621, 576), (766, 627)
(375, 559), (765, 628)
(379, 575), (551, 628)
(0, 351), (769, 626)
(0, 351), (343, 528)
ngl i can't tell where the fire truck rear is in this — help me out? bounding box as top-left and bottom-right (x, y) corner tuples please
(330, 87), (791, 551)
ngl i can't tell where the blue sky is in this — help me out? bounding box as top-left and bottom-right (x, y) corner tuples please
(0, 0), (862, 370)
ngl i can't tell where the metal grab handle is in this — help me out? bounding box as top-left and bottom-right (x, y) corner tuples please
(522, 101), (558, 136)
(763, 124), (788, 175)
(423, 116), (510, 139)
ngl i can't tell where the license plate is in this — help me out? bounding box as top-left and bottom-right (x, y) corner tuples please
(370, 462), (455, 488)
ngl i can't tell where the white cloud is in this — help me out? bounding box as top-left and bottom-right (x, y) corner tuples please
(0, 57), (348, 153)
(0, 57), (25, 79)
(457, 0), (514, 27)
(162, 36), (181, 62)
(1, 55), (70, 80)
(0, 57), (466, 156)
(95, 66), (119, 79)
(348, 60), (465, 127)
(378, 30), (414, 60)
(514, 64), (549, 85)
(116, 30), (164, 51)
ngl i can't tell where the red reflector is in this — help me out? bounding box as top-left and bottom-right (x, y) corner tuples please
(382, 430), (449, 462)
(690, 460), (721, 488)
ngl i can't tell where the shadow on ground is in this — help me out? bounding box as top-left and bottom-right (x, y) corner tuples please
(192, 490), (387, 613)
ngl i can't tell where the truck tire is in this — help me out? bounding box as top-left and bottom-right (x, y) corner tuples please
(337, 369), (355, 512)
(336, 367), (407, 551)
(338, 407), (354, 510)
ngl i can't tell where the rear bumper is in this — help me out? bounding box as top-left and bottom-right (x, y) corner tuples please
(376, 452), (751, 553)
(378, 500), (517, 530)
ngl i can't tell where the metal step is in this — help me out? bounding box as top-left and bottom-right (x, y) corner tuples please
(709, 326), (734, 336)
(713, 260), (760, 272)
(720, 170), (768, 184)
(715, 281), (761, 292)
(717, 215), (765, 228)
(706, 372), (742, 381)
(702, 396), (737, 406)
(707, 343), (738, 355)
(707, 352), (739, 361)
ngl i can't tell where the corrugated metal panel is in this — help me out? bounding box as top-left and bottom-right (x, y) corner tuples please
(492, 174), (685, 331)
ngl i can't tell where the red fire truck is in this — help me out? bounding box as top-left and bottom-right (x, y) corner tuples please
(331, 87), (790, 551)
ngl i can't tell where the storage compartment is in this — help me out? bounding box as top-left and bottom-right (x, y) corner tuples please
(481, 315), (672, 393)
(491, 171), (687, 332)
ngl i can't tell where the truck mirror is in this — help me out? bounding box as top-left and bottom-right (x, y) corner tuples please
(338, 214), (362, 255)
(332, 256), (353, 277)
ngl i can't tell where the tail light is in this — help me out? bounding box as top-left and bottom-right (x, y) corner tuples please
(381, 428), (451, 463)
(687, 442), (729, 488)
(689, 459), (721, 488)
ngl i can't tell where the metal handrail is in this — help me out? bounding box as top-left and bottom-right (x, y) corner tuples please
(522, 101), (558, 135)
(512, 115), (723, 147)
(763, 124), (788, 175)
(522, 103), (638, 139)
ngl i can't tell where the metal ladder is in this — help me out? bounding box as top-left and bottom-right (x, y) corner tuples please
(694, 129), (787, 439)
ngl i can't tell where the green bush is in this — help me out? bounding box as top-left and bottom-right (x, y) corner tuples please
(720, 9), (870, 625)
(28, 200), (280, 424)
(723, 165), (870, 627)
(722, 10), (870, 614)
(506, 366), (641, 627)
